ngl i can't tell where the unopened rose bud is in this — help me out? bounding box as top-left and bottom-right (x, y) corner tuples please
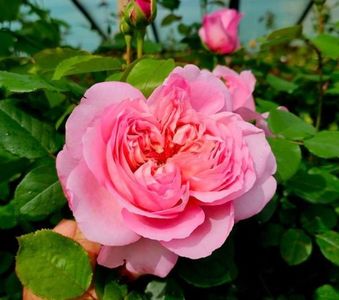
(124, 0), (157, 29)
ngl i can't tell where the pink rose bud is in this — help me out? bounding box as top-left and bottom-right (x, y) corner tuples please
(124, 0), (157, 28)
(199, 8), (242, 55)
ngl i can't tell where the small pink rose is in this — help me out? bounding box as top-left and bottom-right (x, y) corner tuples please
(199, 8), (242, 55)
(57, 64), (276, 278)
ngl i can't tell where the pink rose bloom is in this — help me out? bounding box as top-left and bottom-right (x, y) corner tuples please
(199, 8), (242, 55)
(57, 65), (276, 278)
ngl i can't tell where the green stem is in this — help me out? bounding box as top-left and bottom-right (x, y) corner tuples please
(136, 30), (145, 59)
(124, 34), (132, 64)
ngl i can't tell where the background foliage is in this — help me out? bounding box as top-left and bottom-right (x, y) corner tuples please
(0, 0), (338, 299)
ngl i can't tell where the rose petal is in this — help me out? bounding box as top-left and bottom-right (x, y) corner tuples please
(66, 82), (145, 159)
(98, 239), (178, 278)
(161, 203), (234, 259)
(122, 205), (205, 242)
(234, 176), (277, 221)
(66, 162), (140, 246)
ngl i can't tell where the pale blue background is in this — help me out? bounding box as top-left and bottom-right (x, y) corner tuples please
(36, 0), (338, 51)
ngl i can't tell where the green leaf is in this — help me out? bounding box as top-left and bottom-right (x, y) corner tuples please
(267, 74), (298, 94)
(102, 281), (128, 300)
(0, 252), (13, 275)
(304, 131), (339, 158)
(145, 279), (184, 300)
(0, 0), (21, 21)
(314, 284), (339, 300)
(280, 229), (312, 265)
(125, 58), (176, 97)
(32, 47), (88, 74)
(13, 162), (66, 219)
(161, 14), (182, 26)
(316, 231), (339, 266)
(288, 168), (339, 204)
(177, 240), (237, 288)
(268, 110), (316, 140)
(312, 34), (339, 59)
(52, 55), (122, 80)
(0, 71), (61, 93)
(261, 25), (302, 49)
(16, 230), (93, 300)
(255, 98), (278, 113)
(0, 100), (61, 159)
(0, 203), (17, 229)
(301, 205), (337, 234)
(268, 138), (301, 181)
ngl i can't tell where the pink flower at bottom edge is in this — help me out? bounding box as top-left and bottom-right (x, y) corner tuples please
(56, 64), (276, 278)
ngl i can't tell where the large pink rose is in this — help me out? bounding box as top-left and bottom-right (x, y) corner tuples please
(199, 8), (242, 55)
(57, 65), (276, 278)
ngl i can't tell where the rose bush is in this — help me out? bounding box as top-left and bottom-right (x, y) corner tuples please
(199, 8), (242, 55)
(56, 64), (276, 278)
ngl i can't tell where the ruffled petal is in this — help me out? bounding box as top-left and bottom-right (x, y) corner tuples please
(66, 162), (140, 246)
(97, 239), (178, 278)
(161, 203), (234, 259)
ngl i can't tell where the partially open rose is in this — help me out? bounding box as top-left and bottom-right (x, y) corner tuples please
(57, 65), (276, 278)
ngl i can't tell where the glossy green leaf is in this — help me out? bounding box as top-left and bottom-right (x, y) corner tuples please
(301, 206), (337, 234)
(145, 279), (184, 300)
(161, 14), (182, 26)
(311, 34), (339, 59)
(52, 55), (122, 80)
(0, 71), (61, 93)
(314, 284), (339, 300)
(280, 229), (312, 265)
(267, 74), (298, 94)
(16, 230), (93, 300)
(268, 138), (301, 181)
(0, 100), (61, 159)
(268, 110), (316, 140)
(316, 231), (339, 266)
(288, 169), (339, 204)
(304, 131), (339, 158)
(125, 58), (176, 97)
(13, 162), (66, 219)
(177, 240), (237, 288)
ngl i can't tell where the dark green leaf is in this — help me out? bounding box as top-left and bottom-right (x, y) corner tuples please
(0, 252), (13, 275)
(255, 98), (278, 113)
(268, 110), (316, 140)
(304, 131), (339, 158)
(288, 168), (339, 204)
(177, 240), (237, 288)
(52, 55), (122, 80)
(145, 279), (184, 300)
(314, 284), (339, 300)
(268, 138), (301, 181)
(280, 229), (312, 265)
(13, 162), (66, 219)
(311, 34), (339, 59)
(0, 71), (61, 93)
(102, 281), (128, 300)
(125, 58), (176, 97)
(267, 74), (298, 94)
(316, 231), (339, 266)
(0, 203), (17, 229)
(0, 0), (21, 21)
(301, 205), (337, 234)
(261, 223), (284, 247)
(16, 230), (93, 300)
(0, 100), (60, 158)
